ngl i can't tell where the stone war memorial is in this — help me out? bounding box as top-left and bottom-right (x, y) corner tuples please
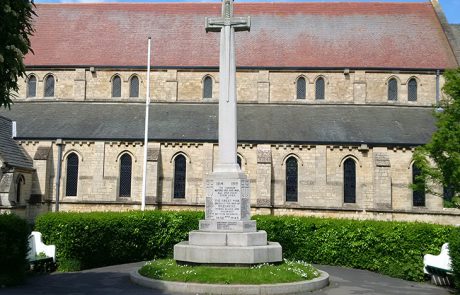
(173, 0), (282, 265)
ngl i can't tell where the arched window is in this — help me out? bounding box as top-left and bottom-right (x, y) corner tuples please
(412, 163), (425, 207)
(112, 75), (121, 98)
(129, 76), (139, 98)
(408, 78), (417, 101)
(388, 78), (398, 101)
(65, 153), (79, 196)
(285, 157), (298, 202)
(119, 154), (132, 197)
(173, 155), (186, 198)
(315, 77), (325, 100)
(27, 75), (37, 98)
(203, 76), (212, 99)
(296, 77), (306, 100)
(16, 175), (25, 203)
(237, 155), (242, 168)
(44, 75), (55, 97)
(343, 158), (356, 203)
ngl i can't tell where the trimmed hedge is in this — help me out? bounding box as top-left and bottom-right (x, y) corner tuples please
(449, 227), (460, 291)
(254, 215), (453, 281)
(34, 211), (202, 271)
(0, 213), (30, 286)
(35, 211), (452, 282)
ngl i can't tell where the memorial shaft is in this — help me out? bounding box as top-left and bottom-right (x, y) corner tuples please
(205, 0), (250, 172)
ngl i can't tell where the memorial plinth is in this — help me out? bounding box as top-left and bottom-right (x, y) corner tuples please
(173, 0), (282, 265)
(174, 171), (282, 265)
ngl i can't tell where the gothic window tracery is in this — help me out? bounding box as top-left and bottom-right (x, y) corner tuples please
(66, 153), (79, 196)
(129, 76), (139, 98)
(27, 75), (37, 98)
(285, 156), (298, 202)
(119, 154), (132, 197)
(343, 158), (356, 203)
(44, 75), (55, 97)
(173, 154), (186, 198)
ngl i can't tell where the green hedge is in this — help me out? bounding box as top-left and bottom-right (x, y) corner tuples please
(449, 227), (460, 291)
(34, 211), (202, 271)
(254, 215), (452, 281)
(0, 213), (30, 286)
(35, 211), (452, 281)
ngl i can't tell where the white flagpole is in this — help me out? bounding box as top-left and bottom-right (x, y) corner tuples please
(141, 37), (151, 211)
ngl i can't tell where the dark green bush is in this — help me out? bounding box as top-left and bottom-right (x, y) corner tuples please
(254, 215), (453, 281)
(0, 213), (30, 286)
(35, 211), (452, 282)
(449, 227), (460, 291)
(34, 211), (203, 271)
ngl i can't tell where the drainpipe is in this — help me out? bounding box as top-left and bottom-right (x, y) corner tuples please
(436, 70), (440, 104)
(55, 139), (63, 212)
(435, 70), (444, 113)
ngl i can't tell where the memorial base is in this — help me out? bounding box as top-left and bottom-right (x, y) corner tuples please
(174, 241), (282, 265)
(173, 169), (282, 265)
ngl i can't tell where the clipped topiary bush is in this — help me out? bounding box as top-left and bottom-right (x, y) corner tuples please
(35, 211), (453, 282)
(0, 213), (30, 286)
(34, 210), (203, 271)
(254, 215), (453, 282)
(449, 226), (460, 291)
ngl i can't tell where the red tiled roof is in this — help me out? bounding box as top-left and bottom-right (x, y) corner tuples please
(25, 2), (458, 69)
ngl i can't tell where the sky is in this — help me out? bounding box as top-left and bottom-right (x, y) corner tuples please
(34, 0), (460, 24)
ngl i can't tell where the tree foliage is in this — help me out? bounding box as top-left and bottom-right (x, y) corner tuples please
(413, 68), (460, 207)
(0, 0), (35, 109)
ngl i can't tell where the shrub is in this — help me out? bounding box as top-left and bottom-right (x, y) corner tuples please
(449, 227), (460, 291)
(34, 211), (203, 271)
(35, 211), (452, 282)
(0, 213), (30, 286)
(254, 215), (453, 281)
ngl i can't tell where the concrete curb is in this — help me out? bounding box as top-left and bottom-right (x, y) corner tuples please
(130, 268), (329, 295)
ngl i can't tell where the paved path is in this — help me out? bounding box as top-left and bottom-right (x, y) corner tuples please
(0, 262), (452, 295)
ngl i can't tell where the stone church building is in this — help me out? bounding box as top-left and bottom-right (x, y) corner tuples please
(1, 1), (460, 224)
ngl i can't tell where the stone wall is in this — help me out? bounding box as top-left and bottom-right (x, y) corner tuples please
(16, 69), (441, 106)
(16, 139), (460, 224)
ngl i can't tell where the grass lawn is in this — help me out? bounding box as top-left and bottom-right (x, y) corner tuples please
(138, 259), (320, 284)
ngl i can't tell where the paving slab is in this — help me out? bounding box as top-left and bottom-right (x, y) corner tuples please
(0, 262), (451, 295)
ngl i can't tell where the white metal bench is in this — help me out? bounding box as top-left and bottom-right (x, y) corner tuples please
(27, 231), (56, 272)
(423, 243), (452, 286)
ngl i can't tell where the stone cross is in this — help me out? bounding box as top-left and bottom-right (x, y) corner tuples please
(205, 0), (250, 173)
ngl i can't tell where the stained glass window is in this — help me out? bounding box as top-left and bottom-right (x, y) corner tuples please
(203, 76), (212, 99)
(315, 77), (325, 100)
(388, 78), (398, 101)
(286, 157), (298, 202)
(174, 155), (186, 198)
(344, 158), (356, 203)
(27, 75), (36, 98)
(44, 75), (55, 97)
(408, 78), (417, 101)
(412, 164), (425, 207)
(297, 77), (306, 100)
(112, 75), (121, 98)
(66, 153), (79, 196)
(130, 76), (139, 98)
(119, 154), (132, 197)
